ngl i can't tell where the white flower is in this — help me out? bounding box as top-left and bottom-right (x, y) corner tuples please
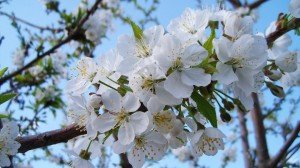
(95, 49), (122, 94)
(281, 62), (300, 87)
(84, 10), (113, 44)
(165, 119), (187, 149)
(29, 66), (43, 76)
(154, 34), (211, 98)
(117, 25), (164, 74)
(275, 51), (298, 72)
(72, 134), (113, 159)
(223, 13), (253, 39)
(66, 57), (99, 94)
(222, 147), (237, 162)
(67, 95), (94, 127)
(266, 21), (292, 58)
(289, 0), (300, 18)
(87, 94), (102, 109)
(213, 34), (268, 95)
(64, 149), (94, 168)
(113, 131), (168, 168)
(12, 48), (25, 69)
(0, 122), (21, 167)
(128, 64), (165, 103)
(93, 89), (149, 145)
(172, 146), (194, 162)
(167, 8), (210, 45)
(146, 97), (176, 133)
(191, 127), (225, 156)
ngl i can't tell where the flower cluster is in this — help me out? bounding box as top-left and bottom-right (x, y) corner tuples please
(65, 4), (299, 168)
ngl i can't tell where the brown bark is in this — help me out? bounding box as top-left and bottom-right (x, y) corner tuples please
(251, 93), (270, 168)
(237, 110), (252, 168)
(17, 124), (86, 153)
(269, 122), (300, 167)
(120, 153), (132, 168)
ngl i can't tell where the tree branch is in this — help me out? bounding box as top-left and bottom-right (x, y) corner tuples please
(251, 93), (270, 168)
(237, 110), (252, 168)
(0, 0), (103, 86)
(120, 153), (132, 168)
(269, 122), (300, 167)
(17, 124), (86, 153)
(248, 0), (270, 10)
(227, 0), (242, 8)
(0, 11), (63, 33)
(266, 18), (300, 46)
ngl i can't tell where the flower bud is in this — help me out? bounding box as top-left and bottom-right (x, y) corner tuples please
(220, 108), (231, 123)
(88, 94), (101, 109)
(222, 99), (235, 111)
(266, 82), (285, 98)
(233, 99), (247, 112)
(265, 69), (282, 81)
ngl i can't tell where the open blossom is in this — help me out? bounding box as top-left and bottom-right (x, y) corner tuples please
(281, 62), (300, 87)
(275, 51), (298, 72)
(223, 13), (253, 39)
(0, 122), (21, 167)
(65, 149), (94, 168)
(113, 131), (168, 168)
(289, 0), (300, 18)
(146, 97), (176, 133)
(167, 8), (210, 45)
(213, 34), (268, 96)
(154, 34), (211, 98)
(191, 127), (225, 156)
(93, 89), (149, 145)
(66, 57), (98, 94)
(117, 25), (164, 74)
(12, 48), (26, 69)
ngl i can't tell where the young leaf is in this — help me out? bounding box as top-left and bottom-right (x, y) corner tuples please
(191, 91), (218, 128)
(0, 114), (8, 119)
(203, 28), (216, 55)
(128, 19), (143, 40)
(0, 93), (17, 105)
(0, 67), (8, 78)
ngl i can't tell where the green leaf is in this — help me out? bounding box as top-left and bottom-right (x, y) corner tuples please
(128, 19), (143, 40)
(0, 67), (8, 78)
(0, 93), (17, 105)
(191, 91), (217, 128)
(203, 29), (216, 55)
(0, 114), (8, 119)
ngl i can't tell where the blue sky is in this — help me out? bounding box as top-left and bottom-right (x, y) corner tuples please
(0, 0), (299, 167)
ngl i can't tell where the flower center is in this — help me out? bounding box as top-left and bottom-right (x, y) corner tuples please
(141, 78), (155, 90)
(226, 57), (245, 68)
(172, 57), (183, 70)
(135, 136), (145, 148)
(135, 39), (151, 58)
(115, 110), (128, 125)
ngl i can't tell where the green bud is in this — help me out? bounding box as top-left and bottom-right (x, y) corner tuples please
(233, 99), (247, 112)
(222, 99), (235, 111)
(266, 82), (285, 98)
(220, 108), (231, 123)
(79, 150), (91, 160)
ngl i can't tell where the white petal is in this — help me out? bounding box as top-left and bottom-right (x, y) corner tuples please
(145, 142), (166, 160)
(93, 113), (117, 133)
(182, 44), (207, 66)
(102, 89), (122, 112)
(213, 37), (232, 63)
(275, 52), (298, 72)
(205, 127), (226, 138)
(146, 97), (164, 113)
(146, 131), (168, 145)
(129, 112), (149, 135)
(0, 152), (11, 167)
(164, 72), (193, 98)
(128, 147), (145, 168)
(290, 0), (300, 18)
(181, 68), (211, 86)
(118, 122), (135, 145)
(212, 62), (238, 85)
(113, 140), (131, 154)
(122, 92), (140, 112)
(155, 83), (182, 105)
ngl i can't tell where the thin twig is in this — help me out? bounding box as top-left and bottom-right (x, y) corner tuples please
(269, 122), (300, 167)
(0, 11), (63, 33)
(0, 0), (103, 86)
